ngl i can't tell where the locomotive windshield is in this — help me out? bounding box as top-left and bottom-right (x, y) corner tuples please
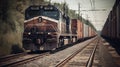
(26, 10), (40, 19)
(25, 5), (60, 20)
(42, 11), (59, 20)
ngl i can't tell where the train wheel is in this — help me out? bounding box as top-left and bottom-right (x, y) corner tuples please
(58, 39), (62, 47)
(68, 37), (72, 44)
(58, 38), (64, 47)
(61, 38), (64, 46)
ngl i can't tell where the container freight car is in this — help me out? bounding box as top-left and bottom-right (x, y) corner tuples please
(23, 4), (96, 51)
(71, 19), (83, 39)
(101, 0), (120, 52)
(89, 27), (94, 37)
(84, 23), (89, 38)
(71, 19), (96, 40)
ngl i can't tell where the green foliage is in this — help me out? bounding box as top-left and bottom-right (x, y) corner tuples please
(54, 2), (78, 19)
(0, 0), (49, 56)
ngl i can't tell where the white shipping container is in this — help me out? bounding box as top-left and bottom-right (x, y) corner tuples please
(83, 24), (89, 38)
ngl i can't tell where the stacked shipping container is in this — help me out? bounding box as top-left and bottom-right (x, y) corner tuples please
(77, 20), (83, 39)
(83, 24), (89, 38)
(71, 19), (96, 40)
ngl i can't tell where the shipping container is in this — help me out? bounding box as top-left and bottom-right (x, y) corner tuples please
(71, 19), (77, 34)
(71, 19), (84, 39)
(88, 27), (92, 37)
(77, 20), (83, 39)
(83, 24), (89, 38)
(117, 3), (120, 39)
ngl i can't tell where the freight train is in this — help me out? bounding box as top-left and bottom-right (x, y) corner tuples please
(22, 4), (96, 51)
(101, 0), (120, 51)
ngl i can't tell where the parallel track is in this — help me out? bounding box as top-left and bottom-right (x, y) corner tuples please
(86, 39), (100, 67)
(55, 37), (100, 67)
(0, 52), (50, 67)
(0, 53), (27, 62)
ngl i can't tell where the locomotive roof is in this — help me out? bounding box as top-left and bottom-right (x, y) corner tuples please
(26, 5), (59, 11)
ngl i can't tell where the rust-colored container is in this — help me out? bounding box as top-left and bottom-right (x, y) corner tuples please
(71, 19), (83, 39)
(91, 28), (94, 37)
(71, 19), (77, 34)
(91, 30), (95, 37)
(77, 20), (83, 39)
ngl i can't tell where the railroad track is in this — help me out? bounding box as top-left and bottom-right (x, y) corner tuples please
(55, 37), (100, 67)
(0, 52), (50, 67)
(0, 52), (27, 62)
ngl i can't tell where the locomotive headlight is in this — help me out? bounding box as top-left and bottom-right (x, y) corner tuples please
(28, 32), (31, 35)
(39, 17), (42, 22)
(48, 32), (51, 34)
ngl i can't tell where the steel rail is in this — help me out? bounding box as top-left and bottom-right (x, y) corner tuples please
(86, 39), (100, 67)
(0, 52), (50, 67)
(0, 52), (27, 62)
(55, 37), (98, 67)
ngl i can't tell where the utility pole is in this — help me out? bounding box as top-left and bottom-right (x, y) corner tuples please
(49, 0), (51, 5)
(63, 2), (66, 16)
(78, 3), (80, 19)
(81, 13), (83, 22)
(63, 0), (68, 16)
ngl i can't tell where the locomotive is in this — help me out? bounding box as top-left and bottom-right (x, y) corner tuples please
(23, 4), (96, 51)
(23, 5), (74, 51)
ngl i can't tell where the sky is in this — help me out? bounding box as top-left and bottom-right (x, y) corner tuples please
(50, 0), (115, 31)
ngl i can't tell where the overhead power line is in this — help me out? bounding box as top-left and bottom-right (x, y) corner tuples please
(80, 9), (107, 11)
